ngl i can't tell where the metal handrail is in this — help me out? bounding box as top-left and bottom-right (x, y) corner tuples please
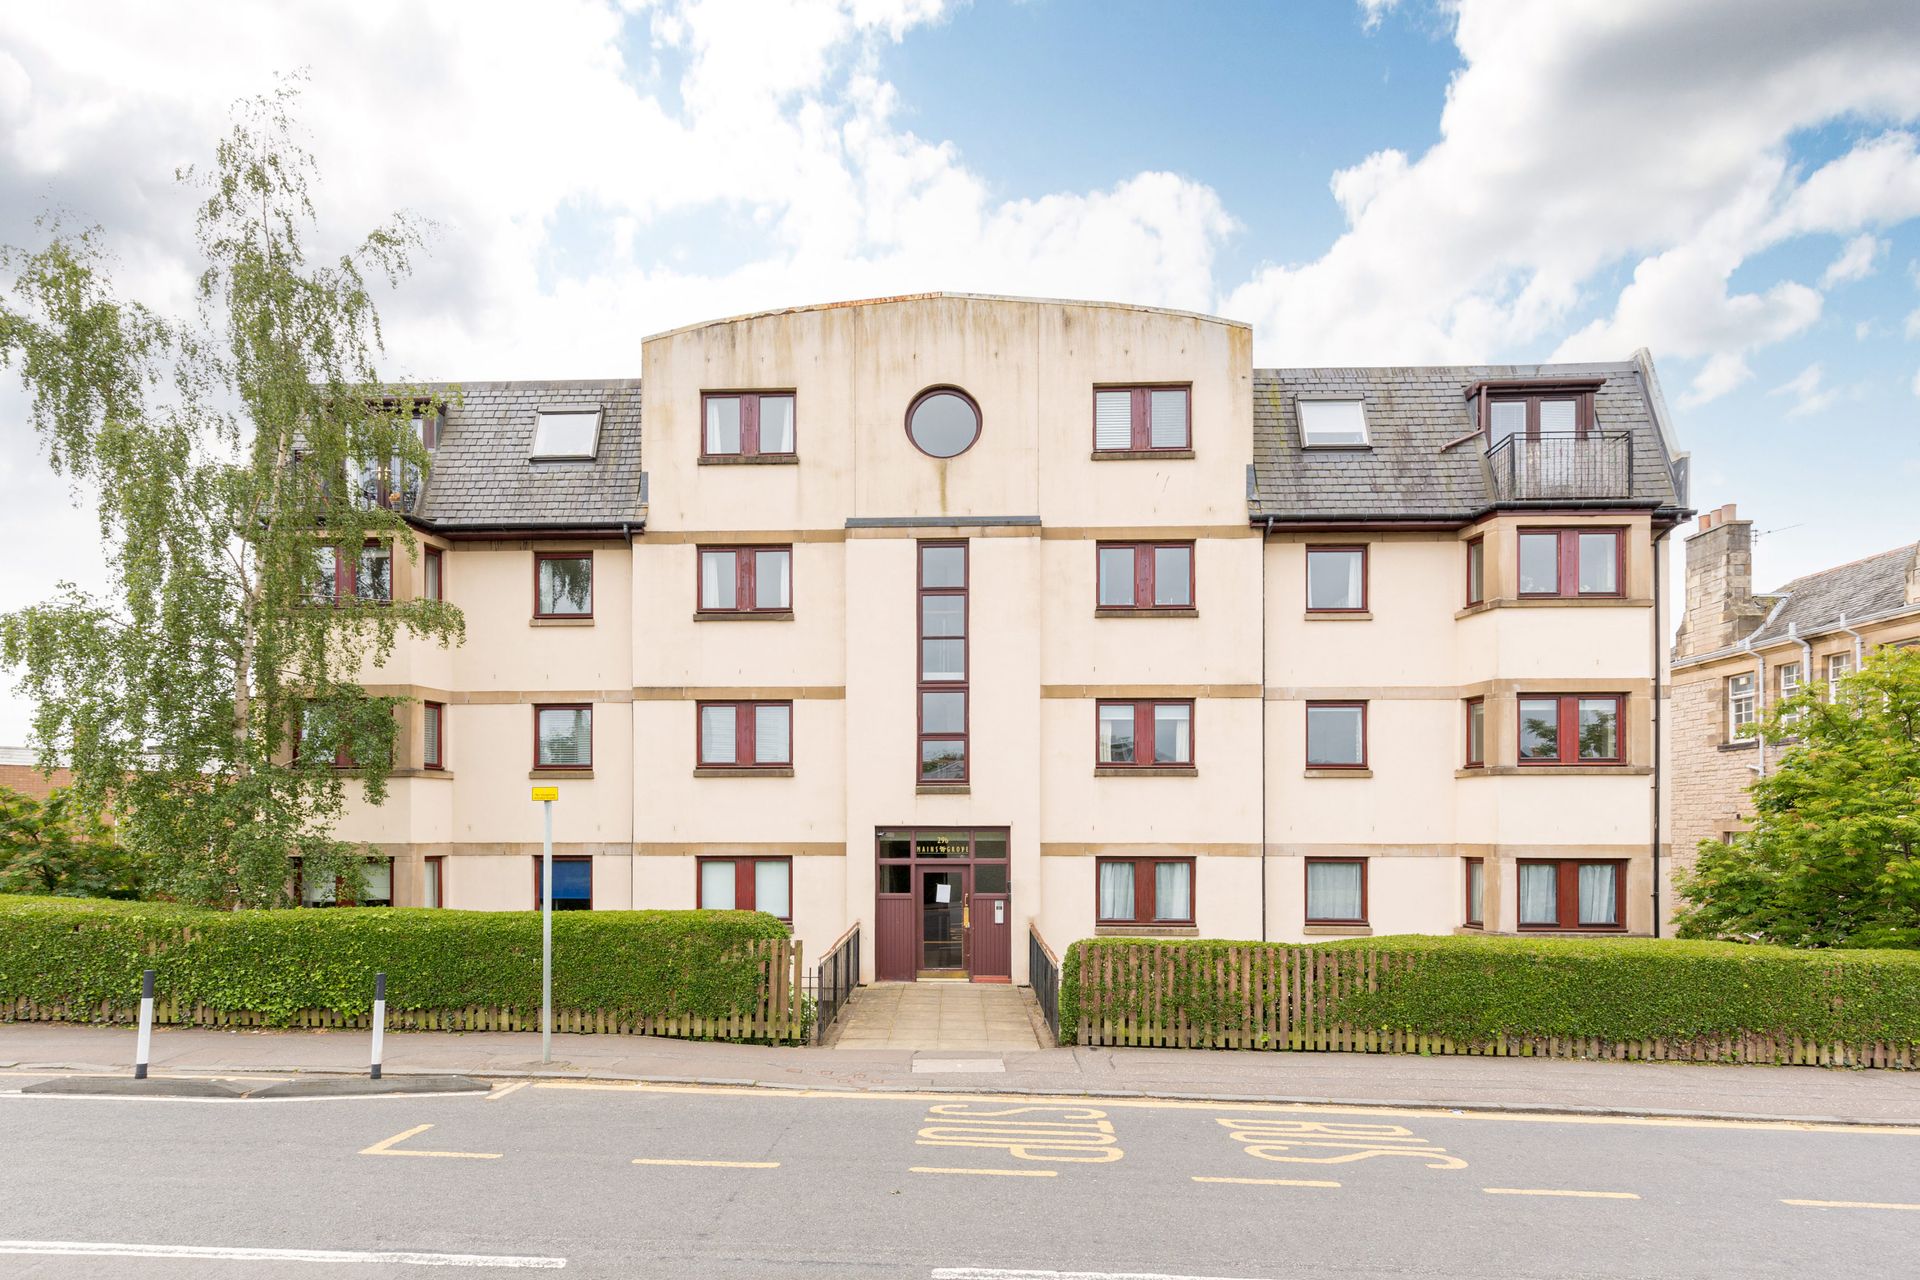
(809, 923), (861, 1044)
(1027, 924), (1061, 1045)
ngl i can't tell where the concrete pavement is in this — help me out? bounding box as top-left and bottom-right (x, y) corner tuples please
(4, 1014), (1918, 1125)
(1, 1079), (1917, 1278)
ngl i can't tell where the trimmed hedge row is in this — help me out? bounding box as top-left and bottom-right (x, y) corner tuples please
(1058, 934), (1920, 1049)
(0, 894), (791, 1028)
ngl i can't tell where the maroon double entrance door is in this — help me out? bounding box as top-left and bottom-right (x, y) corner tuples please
(875, 828), (1011, 982)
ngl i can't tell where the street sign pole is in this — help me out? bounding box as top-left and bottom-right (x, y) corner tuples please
(541, 795), (554, 1066)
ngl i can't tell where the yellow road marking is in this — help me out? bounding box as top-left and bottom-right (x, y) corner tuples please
(911, 1167), (1057, 1178)
(525, 1080), (1920, 1136)
(1784, 1199), (1920, 1212)
(631, 1158), (778, 1169)
(1484, 1187), (1640, 1200)
(485, 1082), (530, 1103)
(1192, 1176), (1340, 1188)
(359, 1123), (502, 1160)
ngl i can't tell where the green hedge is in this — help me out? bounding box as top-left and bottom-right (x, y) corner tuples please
(0, 894), (792, 1029)
(1058, 935), (1920, 1048)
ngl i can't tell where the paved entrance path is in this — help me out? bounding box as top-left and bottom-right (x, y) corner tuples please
(823, 982), (1046, 1051)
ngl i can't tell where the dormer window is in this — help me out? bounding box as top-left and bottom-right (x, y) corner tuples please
(531, 408), (602, 460)
(1469, 381), (1601, 444)
(1297, 397), (1369, 448)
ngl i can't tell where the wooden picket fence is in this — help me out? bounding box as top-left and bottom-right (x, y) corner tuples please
(6, 938), (808, 1045)
(1071, 944), (1919, 1068)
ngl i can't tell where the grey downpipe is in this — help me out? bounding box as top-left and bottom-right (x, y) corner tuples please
(1839, 613), (1866, 673)
(1261, 516), (1273, 942)
(1651, 528), (1663, 937)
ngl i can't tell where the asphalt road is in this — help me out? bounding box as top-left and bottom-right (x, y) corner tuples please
(1, 1074), (1916, 1279)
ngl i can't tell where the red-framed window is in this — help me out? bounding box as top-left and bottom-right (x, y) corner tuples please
(918, 541), (968, 784)
(295, 701), (356, 768)
(1517, 694), (1622, 765)
(1464, 857), (1485, 928)
(1095, 856), (1195, 925)
(1516, 528), (1623, 599)
(533, 703), (592, 770)
(1305, 544), (1367, 613)
(1305, 857), (1367, 925)
(1305, 701), (1367, 769)
(314, 543), (392, 605)
(697, 856), (793, 920)
(697, 701), (792, 769)
(423, 855), (445, 909)
(1485, 389), (1595, 443)
(297, 855), (395, 908)
(1465, 536), (1484, 605)
(1517, 859), (1624, 930)
(702, 391), (796, 459)
(1095, 700), (1194, 767)
(1093, 385), (1191, 452)
(698, 546), (792, 613)
(424, 546), (444, 602)
(532, 855), (593, 911)
(1464, 697), (1485, 768)
(1096, 542), (1193, 610)
(423, 701), (445, 770)
(534, 551), (594, 618)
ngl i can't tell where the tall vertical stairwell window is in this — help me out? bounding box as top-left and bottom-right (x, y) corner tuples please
(918, 541), (968, 784)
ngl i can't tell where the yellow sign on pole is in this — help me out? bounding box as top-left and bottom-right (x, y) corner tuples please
(530, 786), (559, 802)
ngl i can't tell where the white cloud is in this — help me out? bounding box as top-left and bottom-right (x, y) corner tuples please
(1912, 366), (1920, 397)
(1907, 308), (1920, 340)
(1357, 0), (1401, 32)
(1225, 0), (1920, 396)
(1821, 233), (1884, 286)
(1767, 363), (1838, 416)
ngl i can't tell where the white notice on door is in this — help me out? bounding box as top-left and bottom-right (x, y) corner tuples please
(935, 882), (952, 904)
(994, 901), (1005, 924)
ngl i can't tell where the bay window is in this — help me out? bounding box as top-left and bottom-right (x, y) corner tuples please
(1465, 536), (1484, 605)
(1464, 857), (1485, 928)
(1093, 385), (1191, 453)
(698, 546), (792, 613)
(1517, 528), (1623, 598)
(1097, 542), (1193, 610)
(1096, 700), (1193, 768)
(1095, 857), (1195, 925)
(698, 701), (792, 770)
(423, 701), (444, 770)
(1464, 697), (1485, 768)
(1517, 694), (1622, 765)
(1517, 859), (1624, 930)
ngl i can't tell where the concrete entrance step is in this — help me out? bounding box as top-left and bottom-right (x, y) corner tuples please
(824, 982), (1047, 1052)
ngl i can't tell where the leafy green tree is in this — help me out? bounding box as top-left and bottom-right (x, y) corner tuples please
(1677, 646), (1920, 948)
(0, 784), (144, 899)
(0, 83), (462, 907)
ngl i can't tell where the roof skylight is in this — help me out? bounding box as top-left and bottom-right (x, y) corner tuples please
(1298, 398), (1369, 448)
(531, 408), (602, 460)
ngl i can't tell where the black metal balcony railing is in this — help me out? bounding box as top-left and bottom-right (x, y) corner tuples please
(1486, 431), (1632, 501)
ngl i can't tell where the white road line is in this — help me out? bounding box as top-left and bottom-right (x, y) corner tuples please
(0, 1240), (564, 1268)
(934, 1270), (1268, 1280)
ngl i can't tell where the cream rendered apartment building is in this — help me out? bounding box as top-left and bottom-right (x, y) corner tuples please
(331, 294), (1691, 982)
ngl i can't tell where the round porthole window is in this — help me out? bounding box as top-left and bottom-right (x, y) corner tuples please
(905, 386), (981, 459)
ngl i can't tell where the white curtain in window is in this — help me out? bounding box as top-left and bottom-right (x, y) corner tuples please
(1149, 389), (1187, 448)
(755, 860), (791, 918)
(362, 860), (393, 905)
(1519, 864), (1558, 925)
(700, 705), (736, 764)
(700, 551), (735, 610)
(1578, 864), (1616, 925)
(1094, 391), (1132, 450)
(705, 398), (740, 454)
(1153, 546), (1191, 607)
(1098, 861), (1136, 920)
(1306, 861), (1363, 920)
(755, 705), (791, 765)
(755, 550), (790, 609)
(1466, 861), (1485, 922)
(1307, 550), (1363, 610)
(1153, 704), (1190, 764)
(423, 859), (441, 909)
(701, 860), (736, 910)
(759, 396), (795, 453)
(1154, 862), (1191, 921)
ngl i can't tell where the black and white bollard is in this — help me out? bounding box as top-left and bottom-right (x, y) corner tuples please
(133, 968), (155, 1080)
(370, 972), (386, 1081)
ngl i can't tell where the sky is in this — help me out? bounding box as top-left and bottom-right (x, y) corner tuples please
(0, 0), (1918, 742)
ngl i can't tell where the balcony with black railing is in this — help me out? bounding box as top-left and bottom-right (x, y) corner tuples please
(1486, 430), (1633, 501)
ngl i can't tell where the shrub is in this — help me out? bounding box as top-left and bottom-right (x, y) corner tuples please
(1058, 934), (1920, 1049)
(0, 895), (796, 1036)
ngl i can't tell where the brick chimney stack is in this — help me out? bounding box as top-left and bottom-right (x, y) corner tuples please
(1674, 503), (1769, 658)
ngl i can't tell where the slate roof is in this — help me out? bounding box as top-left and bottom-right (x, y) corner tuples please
(414, 379), (643, 531)
(1250, 360), (1684, 523)
(1746, 542), (1920, 647)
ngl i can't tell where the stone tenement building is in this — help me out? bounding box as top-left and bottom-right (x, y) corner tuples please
(1669, 504), (1920, 923)
(318, 293), (1694, 982)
